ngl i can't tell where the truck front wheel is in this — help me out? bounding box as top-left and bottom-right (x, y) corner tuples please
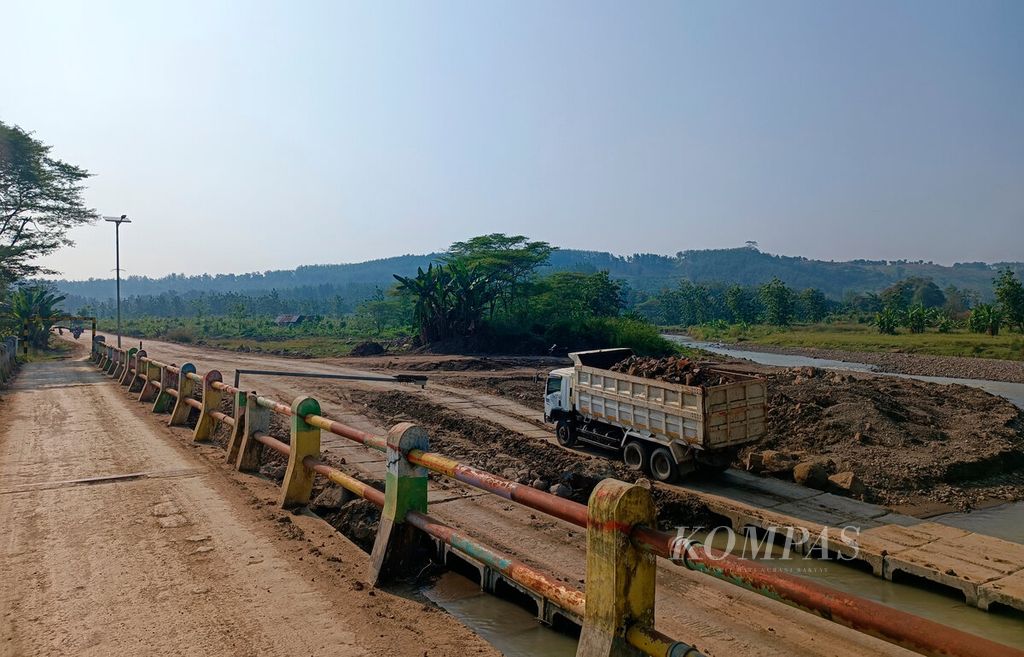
(555, 421), (577, 447)
(649, 447), (678, 483)
(622, 441), (649, 472)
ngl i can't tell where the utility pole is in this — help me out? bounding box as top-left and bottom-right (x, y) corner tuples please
(103, 215), (131, 348)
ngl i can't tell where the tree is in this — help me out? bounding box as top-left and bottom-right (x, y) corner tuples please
(795, 288), (828, 323)
(725, 285), (758, 324)
(875, 306), (899, 335)
(969, 304), (1002, 336)
(759, 278), (793, 325)
(1, 122), (98, 286)
(994, 269), (1024, 332)
(444, 234), (552, 317)
(3, 285), (66, 347)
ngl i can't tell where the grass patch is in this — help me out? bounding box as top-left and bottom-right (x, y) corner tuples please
(688, 322), (1024, 361)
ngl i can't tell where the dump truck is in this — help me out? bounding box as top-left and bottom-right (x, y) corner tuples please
(543, 348), (766, 482)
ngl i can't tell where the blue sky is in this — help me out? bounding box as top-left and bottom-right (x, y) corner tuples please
(3, 0), (1022, 279)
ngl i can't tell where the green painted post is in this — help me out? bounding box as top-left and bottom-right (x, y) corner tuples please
(577, 480), (658, 657)
(236, 392), (269, 472)
(166, 363), (196, 422)
(192, 370), (224, 441)
(369, 422), (430, 586)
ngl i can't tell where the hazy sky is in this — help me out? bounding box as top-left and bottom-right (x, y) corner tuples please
(3, 0), (1022, 280)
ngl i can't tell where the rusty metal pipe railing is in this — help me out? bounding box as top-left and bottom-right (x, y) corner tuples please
(280, 399), (1018, 657)
(184, 398), (202, 410)
(210, 410), (234, 426)
(167, 378), (1022, 657)
(298, 453), (703, 657)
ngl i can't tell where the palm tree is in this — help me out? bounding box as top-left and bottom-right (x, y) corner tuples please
(4, 286), (66, 348)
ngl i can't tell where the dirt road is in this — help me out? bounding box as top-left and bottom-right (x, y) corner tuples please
(73, 333), (921, 656)
(0, 357), (499, 657)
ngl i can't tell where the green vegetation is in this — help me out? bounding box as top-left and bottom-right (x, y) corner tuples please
(3, 286), (67, 348)
(688, 322), (1024, 361)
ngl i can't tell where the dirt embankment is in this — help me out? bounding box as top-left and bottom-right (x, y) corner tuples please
(724, 343), (1024, 384)
(752, 367), (1024, 510)
(322, 388), (714, 530)
(430, 361), (1024, 512)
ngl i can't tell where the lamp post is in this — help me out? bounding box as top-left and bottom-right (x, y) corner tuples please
(103, 215), (131, 348)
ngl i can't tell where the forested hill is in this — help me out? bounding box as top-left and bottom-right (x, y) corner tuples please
(53, 247), (1022, 307)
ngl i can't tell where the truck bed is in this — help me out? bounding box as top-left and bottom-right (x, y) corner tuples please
(573, 363), (767, 449)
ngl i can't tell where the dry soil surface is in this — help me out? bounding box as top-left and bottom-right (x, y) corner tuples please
(0, 357), (498, 657)
(69, 333), (920, 657)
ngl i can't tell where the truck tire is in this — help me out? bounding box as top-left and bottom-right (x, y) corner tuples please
(622, 441), (648, 472)
(555, 421), (577, 447)
(695, 448), (736, 474)
(649, 447), (678, 483)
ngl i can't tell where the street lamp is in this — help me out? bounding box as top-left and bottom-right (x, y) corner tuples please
(103, 214), (131, 347)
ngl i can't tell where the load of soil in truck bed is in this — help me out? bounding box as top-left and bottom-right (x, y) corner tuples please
(609, 355), (741, 386)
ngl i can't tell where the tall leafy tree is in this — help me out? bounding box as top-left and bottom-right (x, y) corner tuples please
(0, 122), (98, 286)
(994, 269), (1024, 332)
(759, 277), (794, 325)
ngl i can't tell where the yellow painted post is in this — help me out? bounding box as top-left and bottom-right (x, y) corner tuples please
(369, 422), (430, 586)
(192, 370), (225, 441)
(577, 479), (657, 657)
(118, 347), (138, 385)
(167, 363), (197, 423)
(279, 395), (321, 508)
(138, 359), (161, 403)
(224, 389), (249, 464)
(127, 350), (147, 393)
(236, 392), (269, 472)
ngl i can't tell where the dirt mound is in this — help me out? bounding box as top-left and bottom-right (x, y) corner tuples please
(350, 341), (386, 357)
(748, 367), (1024, 509)
(610, 355), (739, 386)
(341, 389), (715, 528)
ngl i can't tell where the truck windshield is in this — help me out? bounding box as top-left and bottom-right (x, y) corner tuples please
(546, 376), (562, 395)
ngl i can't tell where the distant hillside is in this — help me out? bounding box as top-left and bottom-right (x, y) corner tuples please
(53, 247), (1022, 309)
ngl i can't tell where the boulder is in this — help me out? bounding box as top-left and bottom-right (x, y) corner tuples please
(828, 471), (866, 498)
(793, 460), (831, 490)
(311, 486), (352, 512)
(549, 483), (573, 498)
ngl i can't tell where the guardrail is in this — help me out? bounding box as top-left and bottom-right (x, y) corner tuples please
(0, 337), (18, 386)
(90, 341), (1023, 657)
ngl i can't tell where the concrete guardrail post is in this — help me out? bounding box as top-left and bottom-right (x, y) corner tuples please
(111, 348), (127, 380)
(153, 363), (181, 413)
(192, 370), (225, 442)
(119, 347), (139, 386)
(166, 363), (196, 421)
(236, 392), (270, 473)
(97, 344), (108, 370)
(369, 422), (430, 586)
(128, 352), (148, 393)
(577, 479), (657, 657)
(224, 389), (249, 464)
(92, 336), (105, 364)
(104, 347), (118, 374)
(279, 396), (321, 508)
(138, 359), (161, 403)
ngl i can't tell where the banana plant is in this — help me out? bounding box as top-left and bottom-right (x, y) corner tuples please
(3, 286), (67, 347)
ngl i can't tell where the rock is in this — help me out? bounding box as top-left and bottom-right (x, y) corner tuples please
(350, 341), (386, 356)
(502, 468), (519, 480)
(531, 478), (551, 491)
(745, 452), (765, 473)
(549, 483), (573, 498)
(312, 486), (351, 512)
(259, 464), (286, 481)
(793, 460), (831, 490)
(828, 471), (866, 497)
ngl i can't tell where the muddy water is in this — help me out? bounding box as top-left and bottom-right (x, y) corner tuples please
(938, 501), (1024, 543)
(423, 572), (577, 656)
(664, 335), (1024, 409)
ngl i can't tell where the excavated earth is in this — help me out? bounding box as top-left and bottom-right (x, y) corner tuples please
(428, 360), (1024, 512)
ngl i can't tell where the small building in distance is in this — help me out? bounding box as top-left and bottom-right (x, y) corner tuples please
(274, 314), (306, 327)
